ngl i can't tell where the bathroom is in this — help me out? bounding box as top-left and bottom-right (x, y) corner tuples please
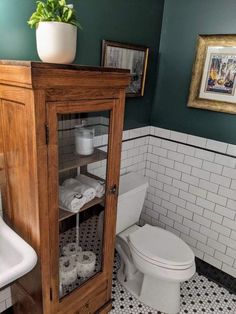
(0, 0), (236, 313)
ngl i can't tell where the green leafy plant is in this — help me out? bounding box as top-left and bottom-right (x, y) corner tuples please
(28, 0), (82, 29)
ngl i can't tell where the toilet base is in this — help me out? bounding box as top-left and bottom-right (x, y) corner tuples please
(140, 274), (180, 314)
(117, 267), (180, 314)
(117, 266), (143, 301)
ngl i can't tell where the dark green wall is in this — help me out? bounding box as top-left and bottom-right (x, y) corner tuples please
(152, 0), (236, 144)
(0, 0), (164, 130)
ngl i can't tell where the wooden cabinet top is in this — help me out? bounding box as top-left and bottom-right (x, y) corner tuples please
(0, 60), (130, 89)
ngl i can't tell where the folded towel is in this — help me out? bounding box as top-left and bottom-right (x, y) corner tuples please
(59, 186), (86, 212)
(76, 174), (105, 198)
(62, 178), (96, 203)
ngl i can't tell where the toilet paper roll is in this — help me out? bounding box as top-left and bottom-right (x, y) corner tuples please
(59, 256), (77, 286)
(62, 242), (82, 256)
(76, 251), (96, 278)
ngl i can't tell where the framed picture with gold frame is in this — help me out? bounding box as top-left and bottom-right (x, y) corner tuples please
(101, 40), (149, 97)
(188, 34), (236, 114)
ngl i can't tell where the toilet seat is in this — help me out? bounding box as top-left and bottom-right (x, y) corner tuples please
(128, 224), (195, 270)
(130, 244), (194, 270)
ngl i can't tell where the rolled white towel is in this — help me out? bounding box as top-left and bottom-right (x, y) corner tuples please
(62, 178), (96, 203)
(59, 256), (77, 286)
(76, 251), (96, 277)
(62, 243), (82, 256)
(76, 174), (105, 198)
(59, 186), (86, 212)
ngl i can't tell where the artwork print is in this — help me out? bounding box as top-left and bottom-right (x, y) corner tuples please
(105, 46), (145, 95)
(204, 53), (236, 96)
(102, 40), (149, 97)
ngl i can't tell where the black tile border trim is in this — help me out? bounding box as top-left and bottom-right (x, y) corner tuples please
(122, 134), (236, 159)
(2, 307), (13, 314)
(196, 257), (236, 294)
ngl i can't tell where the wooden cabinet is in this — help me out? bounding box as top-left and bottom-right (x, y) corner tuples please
(0, 61), (130, 314)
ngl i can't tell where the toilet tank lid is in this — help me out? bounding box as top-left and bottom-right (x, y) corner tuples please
(129, 224), (195, 267)
(119, 172), (149, 196)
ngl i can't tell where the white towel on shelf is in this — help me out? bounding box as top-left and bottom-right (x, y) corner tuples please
(76, 174), (105, 198)
(59, 186), (86, 212)
(62, 178), (96, 203)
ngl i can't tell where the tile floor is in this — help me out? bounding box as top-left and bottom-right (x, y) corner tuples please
(59, 214), (102, 298)
(2, 213), (236, 314)
(59, 213), (236, 314)
(110, 254), (236, 314)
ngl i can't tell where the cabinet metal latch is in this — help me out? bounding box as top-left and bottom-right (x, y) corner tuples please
(109, 184), (117, 195)
(50, 287), (53, 301)
(45, 124), (49, 145)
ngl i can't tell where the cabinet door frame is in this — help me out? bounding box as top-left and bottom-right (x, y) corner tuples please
(46, 98), (123, 312)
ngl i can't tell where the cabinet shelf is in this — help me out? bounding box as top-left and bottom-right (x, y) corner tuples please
(59, 148), (107, 173)
(59, 196), (105, 222)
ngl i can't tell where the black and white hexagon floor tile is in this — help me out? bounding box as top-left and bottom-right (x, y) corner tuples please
(110, 254), (236, 314)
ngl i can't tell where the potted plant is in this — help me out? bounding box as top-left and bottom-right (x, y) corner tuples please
(28, 0), (82, 64)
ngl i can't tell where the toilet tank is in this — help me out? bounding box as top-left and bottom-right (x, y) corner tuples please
(116, 172), (149, 234)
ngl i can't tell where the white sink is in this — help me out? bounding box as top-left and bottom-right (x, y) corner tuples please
(0, 215), (37, 288)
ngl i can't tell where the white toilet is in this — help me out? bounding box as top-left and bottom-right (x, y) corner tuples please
(115, 172), (196, 314)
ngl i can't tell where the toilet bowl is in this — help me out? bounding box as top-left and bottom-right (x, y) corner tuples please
(116, 223), (195, 314)
(102, 172), (196, 314)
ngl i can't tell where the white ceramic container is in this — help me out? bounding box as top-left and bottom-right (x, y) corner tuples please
(36, 22), (77, 64)
(75, 126), (95, 156)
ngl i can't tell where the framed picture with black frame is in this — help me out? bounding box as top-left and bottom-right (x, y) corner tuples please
(101, 40), (149, 97)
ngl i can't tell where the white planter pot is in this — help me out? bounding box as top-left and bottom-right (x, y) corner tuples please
(36, 22), (77, 64)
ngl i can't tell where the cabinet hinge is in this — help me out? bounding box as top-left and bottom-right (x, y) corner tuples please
(50, 287), (53, 301)
(45, 124), (49, 145)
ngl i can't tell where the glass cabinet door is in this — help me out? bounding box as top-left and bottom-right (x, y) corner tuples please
(57, 111), (110, 299)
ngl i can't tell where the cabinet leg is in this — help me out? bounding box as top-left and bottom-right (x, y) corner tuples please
(96, 300), (112, 314)
(11, 283), (41, 314)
